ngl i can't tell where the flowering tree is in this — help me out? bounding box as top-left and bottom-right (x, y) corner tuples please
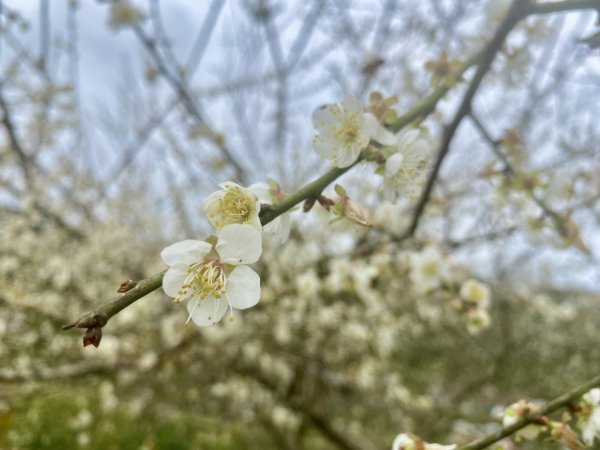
(2, 0), (600, 449)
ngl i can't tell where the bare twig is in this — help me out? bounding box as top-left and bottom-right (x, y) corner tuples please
(400, 0), (530, 240)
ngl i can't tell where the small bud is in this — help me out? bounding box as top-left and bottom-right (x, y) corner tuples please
(117, 279), (137, 293)
(303, 197), (317, 212)
(550, 421), (584, 450)
(83, 327), (103, 348)
(317, 195), (334, 210)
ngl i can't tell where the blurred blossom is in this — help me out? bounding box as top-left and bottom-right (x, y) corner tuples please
(295, 269), (320, 298)
(383, 129), (432, 202)
(579, 388), (600, 445)
(392, 433), (456, 450)
(502, 400), (545, 441)
(410, 246), (450, 294)
(312, 95), (395, 168)
(99, 381), (118, 413)
(466, 308), (491, 335)
(69, 410), (93, 430)
(271, 405), (300, 430)
(249, 181), (291, 245)
(459, 279), (491, 308)
(108, 0), (145, 31)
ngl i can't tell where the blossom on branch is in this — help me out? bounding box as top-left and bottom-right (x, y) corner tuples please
(249, 181), (291, 245)
(204, 182), (261, 231)
(160, 224), (262, 326)
(392, 433), (456, 450)
(383, 129), (431, 202)
(501, 400), (545, 441)
(312, 95), (396, 168)
(579, 388), (600, 445)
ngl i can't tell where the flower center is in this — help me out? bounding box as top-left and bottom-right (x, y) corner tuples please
(422, 260), (439, 278)
(177, 260), (226, 302)
(214, 186), (256, 227)
(334, 114), (361, 147)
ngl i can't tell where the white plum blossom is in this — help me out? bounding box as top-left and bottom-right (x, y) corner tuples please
(579, 388), (600, 445)
(312, 95), (396, 168)
(466, 308), (491, 335)
(460, 279), (491, 308)
(501, 400), (545, 441)
(161, 224), (262, 326)
(392, 433), (456, 450)
(249, 181), (291, 244)
(204, 182), (261, 231)
(383, 129), (431, 202)
(410, 246), (449, 294)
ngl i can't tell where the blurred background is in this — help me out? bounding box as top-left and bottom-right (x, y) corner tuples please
(1, 0), (600, 449)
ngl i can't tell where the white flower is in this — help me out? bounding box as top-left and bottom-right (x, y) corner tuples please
(392, 433), (456, 450)
(502, 400), (544, 441)
(249, 181), (291, 244)
(383, 129), (431, 202)
(312, 95), (396, 168)
(466, 308), (491, 335)
(410, 246), (449, 294)
(460, 279), (491, 308)
(580, 388), (600, 445)
(161, 224), (262, 326)
(204, 182), (262, 231)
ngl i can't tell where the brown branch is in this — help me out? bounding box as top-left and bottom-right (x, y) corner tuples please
(132, 23), (247, 183)
(469, 112), (590, 254)
(400, 0), (530, 240)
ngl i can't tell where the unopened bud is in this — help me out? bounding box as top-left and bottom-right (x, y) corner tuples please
(83, 327), (103, 348)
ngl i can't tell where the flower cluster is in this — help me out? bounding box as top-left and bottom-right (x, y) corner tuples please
(392, 433), (455, 450)
(162, 182), (267, 326)
(312, 95), (395, 168)
(457, 279), (492, 335)
(311, 95), (432, 203)
(579, 388), (600, 445)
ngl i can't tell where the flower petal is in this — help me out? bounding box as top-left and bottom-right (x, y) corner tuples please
(385, 152), (404, 177)
(341, 95), (362, 114)
(396, 129), (420, 149)
(226, 265), (261, 309)
(364, 113), (396, 145)
(216, 224), (262, 264)
(161, 239), (211, 267)
(313, 134), (337, 158)
(187, 297), (228, 326)
(162, 267), (188, 298)
(335, 144), (362, 168)
(248, 182), (271, 203)
(312, 105), (339, 130)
